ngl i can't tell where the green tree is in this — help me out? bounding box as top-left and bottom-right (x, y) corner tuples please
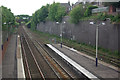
(48, 2), (66, 22)
(31, 13), (38, 30)
(55, 5), (66, 22)
(69, 4), (85, 24)
(1, 6), (15, 30)
(31, 4), (49, 30)
(84, 5), (98, 17)
(48, 2), (59, 21)
(38, 4), (49, 22)
(30, 2), (66, 30)
(15, 15), (31, 23)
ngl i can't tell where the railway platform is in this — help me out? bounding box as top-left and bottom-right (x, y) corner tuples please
(2, 34), (17, 78)
(47, 44), (120, 80)
(2, 34), (25, 79)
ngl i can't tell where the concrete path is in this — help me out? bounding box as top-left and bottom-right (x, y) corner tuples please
(51, 44), (120, 80)
(2, 34), (17, 78)
(17, 35), (25, 79)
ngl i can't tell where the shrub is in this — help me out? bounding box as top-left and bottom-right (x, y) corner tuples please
(97, 13), (107, 21)
(111, 15), (120, 22)
(69, 4), (85, 24)
(106, 14), (114, 19)
(84, 5), (98, 17)
(48, 2), (66, 22)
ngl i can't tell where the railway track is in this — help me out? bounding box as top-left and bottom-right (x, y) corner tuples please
(19, 26), (89, 79)
(34, 40), (74, 79)
(21, 33), (76, 79)
(21, 35), (45, 79)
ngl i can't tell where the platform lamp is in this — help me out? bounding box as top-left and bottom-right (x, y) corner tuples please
(60, 21), (66, 48)
(56, 21), (66, 48)
(90, 21), (105, 67)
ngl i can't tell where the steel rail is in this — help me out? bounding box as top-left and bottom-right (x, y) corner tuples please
(21, 36), (32, 79)
(23, 35), (45, 80)
(35, 40), (74, 79)
(32, 41), (61, 79)
(22, 28), (60, 79)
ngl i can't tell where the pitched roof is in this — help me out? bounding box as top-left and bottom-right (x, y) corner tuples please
(60, 3), (71, 9)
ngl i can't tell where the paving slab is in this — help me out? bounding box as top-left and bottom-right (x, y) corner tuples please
(2, 34), (17, 78)
(51, 44), (120, 80)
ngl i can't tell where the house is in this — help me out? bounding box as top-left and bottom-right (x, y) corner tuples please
(72, 0), (104, 8)
(60, 1), (71, 13)
(105, 2), (120, 15)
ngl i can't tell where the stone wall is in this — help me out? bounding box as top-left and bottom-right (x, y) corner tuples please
(37, 16), (119, 51)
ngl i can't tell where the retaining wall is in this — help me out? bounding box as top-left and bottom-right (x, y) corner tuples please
(37, 16), (119, 51)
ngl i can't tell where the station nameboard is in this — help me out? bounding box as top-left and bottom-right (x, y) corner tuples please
(92, 7), (109, 13)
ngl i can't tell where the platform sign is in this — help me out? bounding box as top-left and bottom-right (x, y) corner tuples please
(92, 7), (109, 13)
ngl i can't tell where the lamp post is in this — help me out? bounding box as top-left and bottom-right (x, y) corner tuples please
(7, 23), (8, 41)
(2, 22), (7, 50)
(7, 22), (11, 41)
(61, 21), (66, 48)
(90, 21), (105, 67)
(3, 22), (8, 41)
(56, 21), (66, 48)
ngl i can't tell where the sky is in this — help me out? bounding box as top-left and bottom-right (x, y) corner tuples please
(1, 0), (78, 16)
(1, 0), (119, 16)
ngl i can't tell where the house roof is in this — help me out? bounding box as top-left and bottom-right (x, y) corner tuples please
(60, 3), (71, 9)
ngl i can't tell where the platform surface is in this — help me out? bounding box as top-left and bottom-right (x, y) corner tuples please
(47, 44), (120, 80)
(2, 35), (17, 78)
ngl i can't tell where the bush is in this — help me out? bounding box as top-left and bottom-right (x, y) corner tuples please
(48, 2), (66, 22)
(69, 4), (85, 24)
(111, 15), (120, 22)
(106, 14), (114, 19)
(15, 22), (19, 27)
(84, 5), (98, 17)
(97, 13), (107, 21)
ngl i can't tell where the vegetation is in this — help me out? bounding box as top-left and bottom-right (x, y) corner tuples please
(97, 13), (107, 21)
(84, 5), (98, 17)
(30, 2), (66, 30)
(31, 4), (49, 29)
(15, 15), (31, 23)
(28, 2), (120, 66)
(30, 4), (49, 30)
(69, 4), (86, 24)
(69, 2), (120, 24)
(110, 15), (120, 23)
(38, 5), (49, 22)
(29, 29), (119, 67)
(96, 13), (120, 23)
(48, 2), (66, 22)
(69, 4), (98, 24)
(32, 29), (119, 58)
(1, 6), (15, 31)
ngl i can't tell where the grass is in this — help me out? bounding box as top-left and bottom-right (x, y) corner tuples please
(80, 15), (98, 21)
(31, 29), (119, 59)
(29, 29), (120, 67)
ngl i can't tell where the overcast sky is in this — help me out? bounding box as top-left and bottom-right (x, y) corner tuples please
(1, 0), (119, 16)
(1, 0), (78, 16)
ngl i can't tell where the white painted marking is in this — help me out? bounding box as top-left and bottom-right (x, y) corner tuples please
(69, 48), (77, 52)
(20, 48), (25, 78)
(47, 44), (99, 80)
(18, 35), (20, 38)
(17, 36), (25, 78)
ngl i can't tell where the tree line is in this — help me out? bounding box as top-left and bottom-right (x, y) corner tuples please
(0, 6), (15, 30)
(30, 2), (66, 30)
(29, 2), (120, 29)
(15, 15), (31, 24)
